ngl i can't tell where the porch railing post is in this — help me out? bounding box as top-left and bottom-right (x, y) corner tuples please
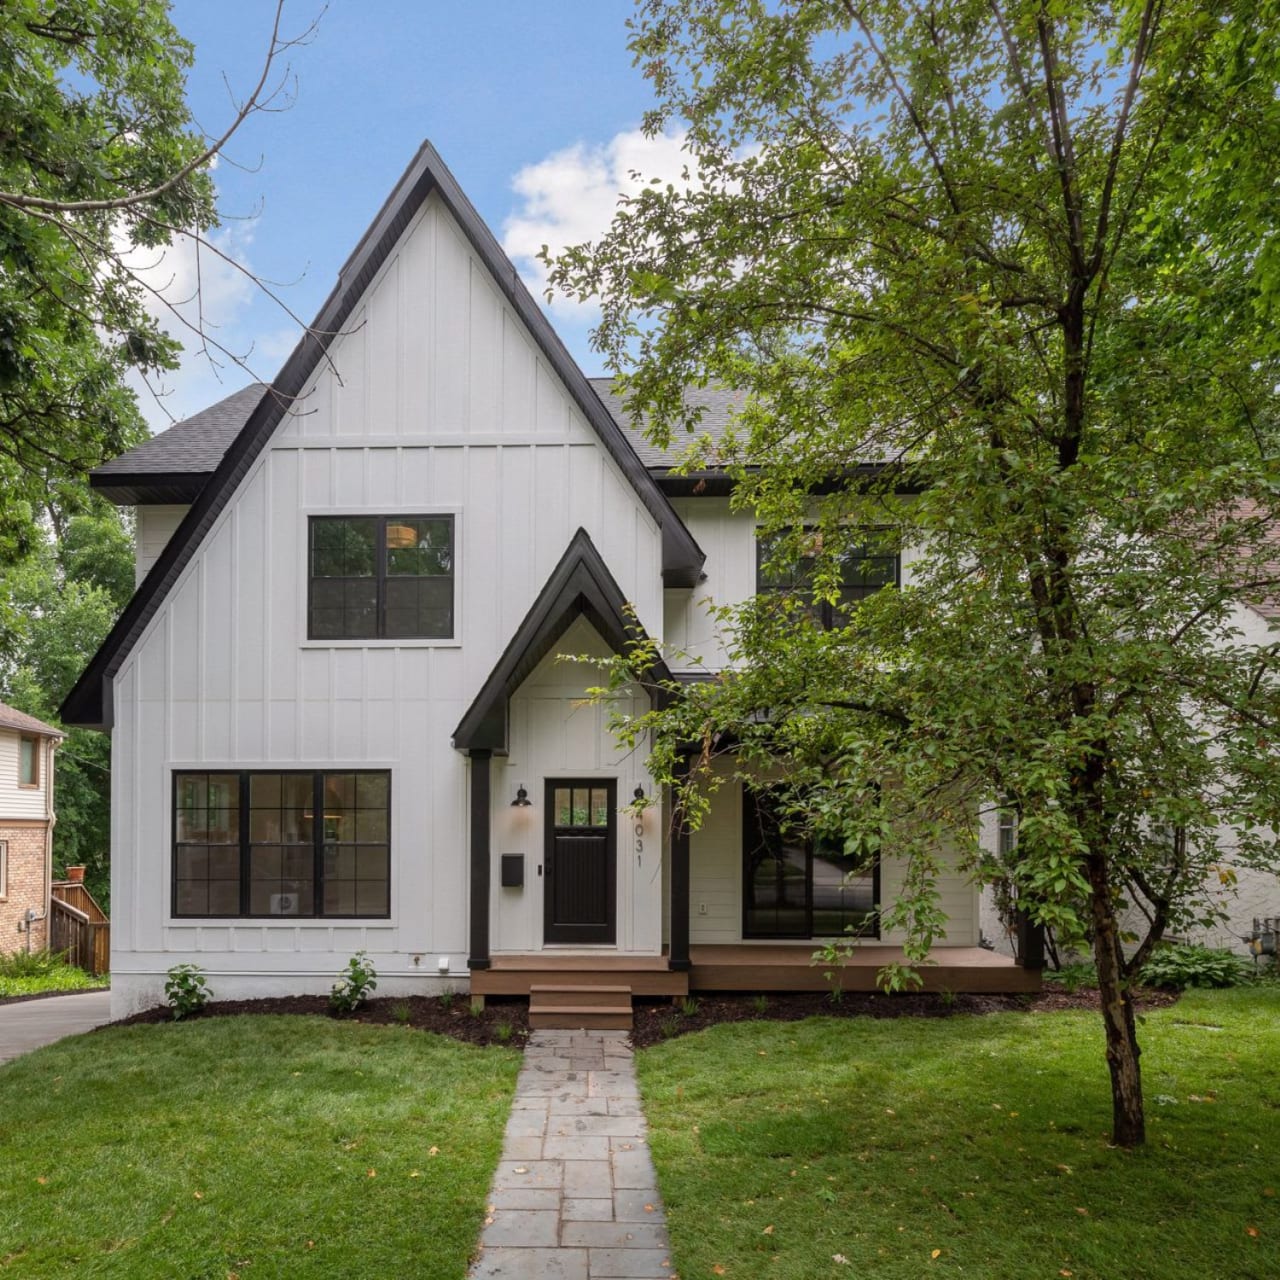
(1016, 908), (1046, 970)
(467, 749), (492, 971)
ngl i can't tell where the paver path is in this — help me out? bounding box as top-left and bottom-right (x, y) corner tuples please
(469, 1029), (675, 1280)
(0, 990), (113, 1063)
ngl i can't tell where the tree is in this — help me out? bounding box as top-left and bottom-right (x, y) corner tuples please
(550, 0), (1280, 1147)
(0, 0), (313, 567)
(0, 502), (135, 907)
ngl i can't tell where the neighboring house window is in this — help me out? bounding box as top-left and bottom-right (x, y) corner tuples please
(756, 528), (898, 627)
(0, 839), (7, 898)
(742, 788), (879, 939)
(18, 735), (38, 787)
(172, 771), (391, 918)
(997, 810), (1018, 859)
(308, 515), (454, 640)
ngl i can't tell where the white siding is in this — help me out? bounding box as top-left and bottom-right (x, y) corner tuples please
(0, 728), (49, 819)
(135, 505), (190, 585)
(493, 616), (659, 955)
(109, 192), (666, 1014)
(688, 770), (979, 947)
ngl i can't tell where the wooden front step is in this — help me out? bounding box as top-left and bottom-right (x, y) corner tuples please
(473, 955), (688, 998)
(528, 983), (633, 1031)
(529, 984), (631, 1010)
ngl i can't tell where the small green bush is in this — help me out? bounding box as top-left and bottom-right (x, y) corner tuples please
(391, 1001), (412, 1025)
(164, 964), (211, 1020)
(680, 995), (701, 1017)
(1139, 944), (1249, 990)
(329, 951), (377, 1014)
(1045, 961), (1097, 993)
(751, 993), (769, 1015)
(0, 948), (68, 978)
(438, 989), (456, 1011)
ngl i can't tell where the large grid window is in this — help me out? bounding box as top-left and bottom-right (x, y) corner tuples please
(173, 771), (391, 918)
(742, 788), (879, 939)
(757, 529), (897, 628)
(308, 515), (453, 640)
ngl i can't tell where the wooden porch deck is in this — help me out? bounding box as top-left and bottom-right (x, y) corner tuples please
(471, 945), (1039, 997)
(689, 944), (1041, 994)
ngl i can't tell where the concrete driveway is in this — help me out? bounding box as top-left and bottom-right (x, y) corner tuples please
(0, 990), (114, 1064)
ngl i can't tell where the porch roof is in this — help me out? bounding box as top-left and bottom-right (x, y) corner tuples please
(452, 527), (671, 753)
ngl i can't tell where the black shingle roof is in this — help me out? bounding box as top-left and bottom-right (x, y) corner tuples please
(90, 378), (749, 499)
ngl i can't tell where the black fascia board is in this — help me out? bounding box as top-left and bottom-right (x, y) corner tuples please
(453, 527), (671, 752)
(89, 471), (213, 505)
(653, 462), (926, 498)
(60, 139), (701, 729)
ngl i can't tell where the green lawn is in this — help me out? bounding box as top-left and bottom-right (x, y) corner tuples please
(637, 988), (1280, 1280)
(0, 1016), (520, 1278)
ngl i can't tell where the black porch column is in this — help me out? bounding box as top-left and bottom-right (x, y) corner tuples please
(669, 754), (692, 973)
(467, 749), (492, 970)
(1016, 908), (1046, 971)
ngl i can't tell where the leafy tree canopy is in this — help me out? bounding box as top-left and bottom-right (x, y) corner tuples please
(551, 0), (1280, 1146)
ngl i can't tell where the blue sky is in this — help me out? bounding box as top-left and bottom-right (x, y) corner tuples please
(145, 1), (679, 427)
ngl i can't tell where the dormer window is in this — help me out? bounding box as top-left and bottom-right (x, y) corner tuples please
(756, 528), (898, 628)
(308, 515), (454, 640)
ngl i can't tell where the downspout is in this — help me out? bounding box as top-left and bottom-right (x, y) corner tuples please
(44, 736), (58, 947)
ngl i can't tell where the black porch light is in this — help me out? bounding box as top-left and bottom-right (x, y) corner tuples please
(511, 784), (532, 808)
(633, 784), (646, 803)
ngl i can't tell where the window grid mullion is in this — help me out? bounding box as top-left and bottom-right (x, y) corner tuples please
(238, 773), (251, 916)
(313, 772), (325, 918)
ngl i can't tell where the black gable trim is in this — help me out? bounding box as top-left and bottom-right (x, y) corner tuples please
(60, 140), (701, 730)
(453, 528), (670, 752)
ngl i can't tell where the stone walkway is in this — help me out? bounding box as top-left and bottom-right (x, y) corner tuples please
(469, 1030), (675, 1279)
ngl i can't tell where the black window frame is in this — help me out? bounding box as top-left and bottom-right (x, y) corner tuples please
(307, 513), (455, 641)
(171, 769), (392, 919)
(756, 526), (899, 629)
(742, 787), (881, 941)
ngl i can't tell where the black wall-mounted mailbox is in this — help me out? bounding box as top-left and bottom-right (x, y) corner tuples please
(500, 854), (524, 888)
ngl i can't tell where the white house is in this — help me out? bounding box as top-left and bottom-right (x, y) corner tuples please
(63, 141), (1037, 1021)
(0, 700), (62, 954)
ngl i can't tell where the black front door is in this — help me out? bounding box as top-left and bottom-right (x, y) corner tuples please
(544, 779), (616, 945)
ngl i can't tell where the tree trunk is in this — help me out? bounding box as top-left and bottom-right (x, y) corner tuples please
(1087, 854), (1146, 1146)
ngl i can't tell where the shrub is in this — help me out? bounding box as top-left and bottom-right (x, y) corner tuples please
(680, 995), (701, 1017)
(164, 964), (211, 1020)
(438, 989), (456, 1011)
(751, 993), (769, 1015)
(1139, 944), (1249, 991)
(391, 1001), (412, 1025)
(0, 948), (68, 978)
(494, 1019), (513, 1043)
(329, 951), (378, 1014)
(1046, 961), (1098, 994)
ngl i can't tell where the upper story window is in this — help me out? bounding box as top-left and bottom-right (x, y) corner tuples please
(756, 528), (898, 628)
(18, 735), (38, 787)
(308, 515), (454, 640)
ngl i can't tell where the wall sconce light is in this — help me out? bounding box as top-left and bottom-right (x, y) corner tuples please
(511, 784), (532, 808)
(633, 784), (646, 803)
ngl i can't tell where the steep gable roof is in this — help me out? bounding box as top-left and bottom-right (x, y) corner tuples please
(453, 528), (670, 753)
(61, 141), (703, 730)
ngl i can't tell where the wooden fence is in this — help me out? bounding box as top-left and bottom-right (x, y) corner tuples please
(49, 897), (110, 976)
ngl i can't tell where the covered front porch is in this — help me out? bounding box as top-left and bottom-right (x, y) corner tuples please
(469, 942), (1039, 998)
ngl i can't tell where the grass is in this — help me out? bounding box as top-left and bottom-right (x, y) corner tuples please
(0, 1015), (520, 1278)
(637, 988), (1280, 1280)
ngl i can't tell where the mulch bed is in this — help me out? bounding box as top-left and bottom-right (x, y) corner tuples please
(109, 993), (533, 1048)
(103, 983), (1179, 1050)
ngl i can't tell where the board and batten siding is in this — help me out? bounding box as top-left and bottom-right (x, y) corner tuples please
(687, 774), (979, 948)
(108, 191), (666, 1015)
(492, 615), (660, 956)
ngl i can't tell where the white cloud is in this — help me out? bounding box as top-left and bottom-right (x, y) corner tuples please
(115, 219), (264, 430)
(502, 125), (695, 317)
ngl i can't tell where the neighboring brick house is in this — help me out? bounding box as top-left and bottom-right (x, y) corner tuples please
(0, 701), (63, 954)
